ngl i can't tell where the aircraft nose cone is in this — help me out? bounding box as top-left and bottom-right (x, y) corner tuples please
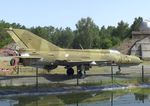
(132, 56), (142, 64)
(139, 59), (143, 63)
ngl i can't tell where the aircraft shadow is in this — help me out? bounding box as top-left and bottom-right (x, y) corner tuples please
(0, 74), (78, 82)
(86, 73), (136, 79)
(0, 75), (38, 80)
(40, 74), (78, 81)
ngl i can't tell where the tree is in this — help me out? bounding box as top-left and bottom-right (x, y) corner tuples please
(98, 26), (115, 49)
(0, 20), (26, 48)
(49, 27), (74, 48)
(0, 17), (145, 49)
(55, 27), (74, 48)
(73, 17), (99, 49)
(50, 28), (62, 45)
(112, 20), (130, 40)
(131, 17), (143, 31)
(0, 28), (12, 47)
(127, 17), (143, 38)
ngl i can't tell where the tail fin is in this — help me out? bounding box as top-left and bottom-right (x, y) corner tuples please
(7, 28), (61, 51)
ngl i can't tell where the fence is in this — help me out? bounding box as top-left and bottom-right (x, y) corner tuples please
(0, 65), (149, 87)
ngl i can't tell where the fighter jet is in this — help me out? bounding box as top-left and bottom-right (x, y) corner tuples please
(6, 28), (142, 77)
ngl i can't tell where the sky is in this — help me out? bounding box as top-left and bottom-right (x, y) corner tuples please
(0, 0), (150, 29)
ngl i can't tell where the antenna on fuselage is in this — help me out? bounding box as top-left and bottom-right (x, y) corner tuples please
(79, 44), (83, 50)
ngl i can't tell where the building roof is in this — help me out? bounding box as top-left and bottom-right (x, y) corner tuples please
(132, 31), (150, 35)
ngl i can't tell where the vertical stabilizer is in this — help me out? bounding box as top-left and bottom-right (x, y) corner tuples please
(7, 28), (61, 51)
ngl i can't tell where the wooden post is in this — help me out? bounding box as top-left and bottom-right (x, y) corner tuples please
(17, 64), (19, 74)
(36, 67), (39, 91)
(111, 65), (113, 85)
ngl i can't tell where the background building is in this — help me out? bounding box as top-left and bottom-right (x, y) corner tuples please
(130, 20), (150, 60)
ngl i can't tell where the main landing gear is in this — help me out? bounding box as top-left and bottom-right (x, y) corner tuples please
(66, 67), (74, 76)
(66, 65), (87, 78)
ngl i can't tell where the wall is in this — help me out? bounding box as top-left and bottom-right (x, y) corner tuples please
(130, 31), (150, 60)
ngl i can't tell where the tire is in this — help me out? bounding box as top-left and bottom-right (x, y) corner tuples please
(67, 68), (74, 76)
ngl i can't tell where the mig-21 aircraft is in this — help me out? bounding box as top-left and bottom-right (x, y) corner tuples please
(6, 28), (142, 77)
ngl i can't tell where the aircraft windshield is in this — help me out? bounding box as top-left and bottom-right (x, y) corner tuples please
(109, 50), (121, 54)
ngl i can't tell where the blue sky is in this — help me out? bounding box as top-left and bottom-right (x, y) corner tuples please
(1, 0), (150, 29)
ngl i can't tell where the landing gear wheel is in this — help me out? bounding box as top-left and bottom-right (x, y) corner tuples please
(67, 68), (74, 76)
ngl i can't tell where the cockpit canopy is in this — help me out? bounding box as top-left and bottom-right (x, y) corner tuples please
(109, 50), (121, 54)
(99, 49), (121, 54)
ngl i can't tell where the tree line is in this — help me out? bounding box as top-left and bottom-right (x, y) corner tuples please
(0, 17), (143, 49)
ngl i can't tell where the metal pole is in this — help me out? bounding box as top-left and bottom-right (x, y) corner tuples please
(36, 67), (38, 91)
(77, 69), (79, 86)
(17, 64), (19, 74)
(142, 65), (144, 83)
(111, 65), (113, 85)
